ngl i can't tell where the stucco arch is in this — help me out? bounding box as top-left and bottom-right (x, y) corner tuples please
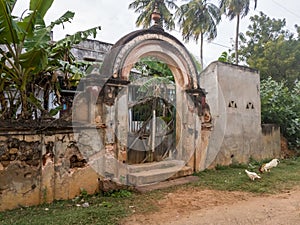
(73, 26), (206, 186)
(97, 26), (204, 168)
(100, 26), (200, 90)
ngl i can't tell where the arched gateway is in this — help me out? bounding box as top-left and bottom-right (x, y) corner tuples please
(72, 24), (207, 186)
(101, 25), (199, 89)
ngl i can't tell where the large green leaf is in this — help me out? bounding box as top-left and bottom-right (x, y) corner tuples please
(16, 9), (46, 40)
(19, 12), (75, 72)
(0, 0), (19, 44)
(16, 13), (35, 39)
(17, 0), (51, 43)
(49, 105), (62, 116)
(30, 0), (54, 18)
(53, 26), (101, 52)
(19, 47), (48, 73)
(28, 92), (43, 110)
(4, 0), (16, 9)
(17, 0), (54, 43)
(22, 11), (74, 55)
(49, 11), (75, 29)
(22, 14), (49, 50)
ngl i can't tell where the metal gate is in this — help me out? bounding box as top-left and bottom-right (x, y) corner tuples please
(127, 81), (176, 164)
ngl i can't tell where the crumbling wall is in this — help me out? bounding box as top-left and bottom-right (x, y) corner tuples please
(71, 39), (112, 62)
(0, 129), (100, 211)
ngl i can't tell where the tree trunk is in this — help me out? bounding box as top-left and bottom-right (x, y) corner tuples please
(20, 90), (28, 119)
(44, 85), (49, 111)
(0, 91), (7, 119)
(235, 14), (240, 65)
(200, 32), (204, 69)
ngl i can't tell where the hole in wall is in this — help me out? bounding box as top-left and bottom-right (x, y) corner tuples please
(69, 155), (86, 168)
(228, 101), (237, 108)
(246, 102), (254, 109)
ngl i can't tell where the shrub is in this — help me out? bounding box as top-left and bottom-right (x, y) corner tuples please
(260, 77), (299, 150)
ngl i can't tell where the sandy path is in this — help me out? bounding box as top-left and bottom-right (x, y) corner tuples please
(122, 187), (300, 225)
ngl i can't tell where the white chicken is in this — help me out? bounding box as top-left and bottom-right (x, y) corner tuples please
(245, 169), (261, 181)
(259, 158), (280, 173)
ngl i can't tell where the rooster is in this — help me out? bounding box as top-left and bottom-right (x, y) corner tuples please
(259, 159), (280, 173)
(245, 169), (261, 181)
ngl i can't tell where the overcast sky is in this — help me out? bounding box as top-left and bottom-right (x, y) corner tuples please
(13, 0), (300, 67)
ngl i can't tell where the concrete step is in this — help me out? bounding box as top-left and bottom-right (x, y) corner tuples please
(169, 165), (194, 180)
(135, 175), (199, 193)
(127, 160), (185, 173)
(127, 160), (193, 186)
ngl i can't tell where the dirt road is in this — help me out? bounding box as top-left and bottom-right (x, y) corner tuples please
(122, 187), (300, 225)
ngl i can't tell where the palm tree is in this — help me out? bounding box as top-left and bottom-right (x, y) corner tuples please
(176, 0), (221, 68)
(128, 0), (178, 31)
(219, 0), (257, 64)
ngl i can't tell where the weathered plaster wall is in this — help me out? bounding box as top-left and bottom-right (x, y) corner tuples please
(261, 124), (281, 159)
(200, 61), (280, 168)
(0, 129), (100, 211)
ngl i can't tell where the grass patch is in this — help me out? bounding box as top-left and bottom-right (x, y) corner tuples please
(193, 157), (300, 193)
(1, 157), (300, 224)
(0, 189), (161, 225)
(0, 195), (129, 225)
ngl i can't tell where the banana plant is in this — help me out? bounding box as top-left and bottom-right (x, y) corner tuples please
(0, 0), (100, 120)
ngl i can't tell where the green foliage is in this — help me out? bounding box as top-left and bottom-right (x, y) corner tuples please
(218, 51), (228, 62)
(133, 57), (174, 81)
(137, 76), (174, 93)
(128, 0), (178, 31)
(217, 51), (236, 64)
(176, 0), (221, 42)
(130, 57), (176, 129)
(49, 105), (62, 116)
(238, 12), (300, 149)
(103, 189), (132, 198)
(175, 0), (221, 67)
(239, 12), (300, 87)
(0, 0), (100, 120)
(80, 188), (88, 198)
(100, 201), (113, 208)
(219, 0), (257, 20)
(219, 0), (257, 64)
(131, 57), (175, 96)
(260, 77), (300, 150)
